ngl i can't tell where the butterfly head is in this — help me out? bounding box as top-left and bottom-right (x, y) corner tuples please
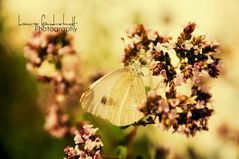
(128, 60), (145, 76)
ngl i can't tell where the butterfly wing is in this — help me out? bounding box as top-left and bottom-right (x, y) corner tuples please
(80, 68), (146, 126)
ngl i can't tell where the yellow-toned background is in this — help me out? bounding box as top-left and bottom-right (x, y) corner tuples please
(1, 0), (239, 158)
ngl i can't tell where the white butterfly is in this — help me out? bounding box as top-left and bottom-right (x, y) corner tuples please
(80, 64), (146, 126)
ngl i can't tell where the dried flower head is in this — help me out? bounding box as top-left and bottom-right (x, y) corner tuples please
(121, 24), (171, 67)
(64, 124), (103, 159)
(24, 31), (83, 138)
(44, 105), (71, 138)
(24, 31), (82, 105)
(123, 23), (221, 137)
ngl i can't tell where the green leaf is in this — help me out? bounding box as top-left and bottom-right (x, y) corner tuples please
(115, 145), (127, 159)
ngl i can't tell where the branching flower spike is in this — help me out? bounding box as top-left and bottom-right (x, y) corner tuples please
(122, 23), (221, 137)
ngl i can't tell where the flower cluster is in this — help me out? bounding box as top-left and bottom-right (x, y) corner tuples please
(64, 124), (103, 159)
(24, 31), (82, 137)
(140, 87), (214, 137)
(175, 23), (220, 78)
(44, 105), (71, 138)
(121, 24), (171, 67)
(123, 23), (221, 136)
(24, 31), (82, 105)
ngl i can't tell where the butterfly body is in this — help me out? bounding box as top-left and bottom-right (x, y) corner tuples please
(80, 67), (146, 126)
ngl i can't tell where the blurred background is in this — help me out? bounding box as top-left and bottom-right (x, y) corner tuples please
(1, 0), (239, 158)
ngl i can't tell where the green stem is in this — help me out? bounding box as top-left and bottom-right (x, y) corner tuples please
(126, 126), (139, 159)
